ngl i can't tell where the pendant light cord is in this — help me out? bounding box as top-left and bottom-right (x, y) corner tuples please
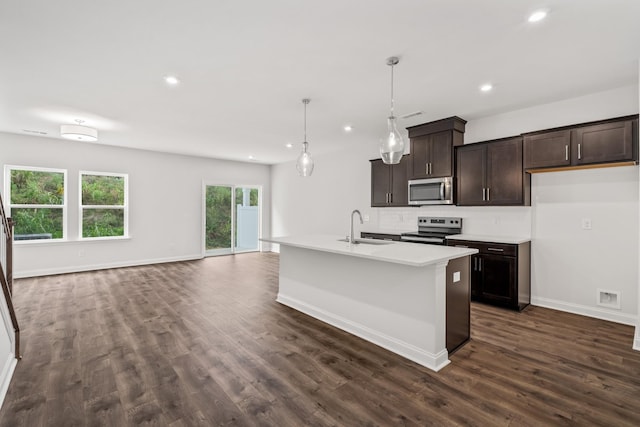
(390, 63), (394, 117)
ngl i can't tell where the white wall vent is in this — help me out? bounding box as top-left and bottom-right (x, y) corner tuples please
(597, 289), (621, 310)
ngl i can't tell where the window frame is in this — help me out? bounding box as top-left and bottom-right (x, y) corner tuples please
(79, 171), (129, 240)
(4, 165), (68, 243)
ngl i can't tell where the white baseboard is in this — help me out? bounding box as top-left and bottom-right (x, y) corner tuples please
(277, 293), (450, 372)
(14, 254), (204, 279)
(0, 353), (17, 410)
(531, 296), (637, 326)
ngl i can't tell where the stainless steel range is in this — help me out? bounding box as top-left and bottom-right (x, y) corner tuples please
(400, 216), (462, 245)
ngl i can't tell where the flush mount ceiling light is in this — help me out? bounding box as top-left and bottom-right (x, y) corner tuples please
(344, 125), (353, 132)
(528, 9), (548, 23)
(380, 56), (405, 165)
(60, 119), (98, 142)
(296, 98), (314, 177)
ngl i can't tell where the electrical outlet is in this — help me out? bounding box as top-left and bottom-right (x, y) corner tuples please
(581, 218), (592, 230)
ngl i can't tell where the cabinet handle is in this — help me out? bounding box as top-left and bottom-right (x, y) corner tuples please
(429, 163), (432, 175)
(487, 247), (504, 252)
(386, 193), (390, 203)
(426, 163), (429, 175)
(487, 188), (490, 201)
(482, 188), (486, 201)
(565, 145), (569, 161)
(578, 143), (581, 160)
(389, 193), (393, 203)
(478, 258), (482, 272)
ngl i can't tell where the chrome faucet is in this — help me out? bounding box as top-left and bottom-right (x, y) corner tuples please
(349, 209), (363, 244)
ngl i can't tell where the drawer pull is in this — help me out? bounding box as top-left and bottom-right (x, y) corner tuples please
(487, 247), (504, 252)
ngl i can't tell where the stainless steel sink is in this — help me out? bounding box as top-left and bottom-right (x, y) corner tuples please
(337, 238), (394, 245)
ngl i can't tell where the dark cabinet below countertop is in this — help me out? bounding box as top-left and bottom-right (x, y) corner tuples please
(447, 238), (530, 311)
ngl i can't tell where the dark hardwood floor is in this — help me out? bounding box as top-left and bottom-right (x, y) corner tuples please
(1, 252), (639, 426)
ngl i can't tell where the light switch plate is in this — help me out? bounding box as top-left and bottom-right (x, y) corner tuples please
(453, 271), (461, 283)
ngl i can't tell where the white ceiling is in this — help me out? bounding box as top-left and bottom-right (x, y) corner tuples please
(1, 1), (639, 165)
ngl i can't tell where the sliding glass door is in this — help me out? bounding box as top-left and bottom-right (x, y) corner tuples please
(204, 184), (260, 256)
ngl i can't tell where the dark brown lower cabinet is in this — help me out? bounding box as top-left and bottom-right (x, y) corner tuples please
(446, 255), (470, 353)
(447, 240), (530, 311)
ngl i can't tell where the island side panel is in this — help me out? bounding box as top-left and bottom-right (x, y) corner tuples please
(276, 245), (450, 371)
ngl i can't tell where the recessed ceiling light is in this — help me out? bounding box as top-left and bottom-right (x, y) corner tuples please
(248, 155), (255, 160)
(285, 143), (293, 149)
(528, 9), (548, 23)
(344, 125), (353, 132)
(480, 83), (493, 92)
(164, 75), (180, 85)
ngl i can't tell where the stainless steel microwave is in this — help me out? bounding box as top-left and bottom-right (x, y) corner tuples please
(408, 177), (454, 205)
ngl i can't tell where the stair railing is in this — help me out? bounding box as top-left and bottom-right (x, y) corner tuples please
(0, 193), (19, 359)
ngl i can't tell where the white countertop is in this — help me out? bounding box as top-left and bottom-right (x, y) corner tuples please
(446, 234), (531, 244)
(261, 235), (477, 267)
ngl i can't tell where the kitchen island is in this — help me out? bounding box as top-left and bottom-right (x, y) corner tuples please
(261, 235), (477, 371)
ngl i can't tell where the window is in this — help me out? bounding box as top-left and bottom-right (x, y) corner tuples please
(80, 172), (128, 239)
(5, 166), (67, 241)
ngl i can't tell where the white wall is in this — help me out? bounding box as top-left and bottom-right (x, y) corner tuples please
(271, 143), (372, 239)
(636, 63), (640, 350)
(0, 132), (271, 277)
(271, 84), (640, 326)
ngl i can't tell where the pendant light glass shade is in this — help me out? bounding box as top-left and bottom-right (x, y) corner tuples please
(296, 141), (314, 176)
(379, 57), (405, 164)
(296, 98), (314, 177)
(381, 116), (404, 164)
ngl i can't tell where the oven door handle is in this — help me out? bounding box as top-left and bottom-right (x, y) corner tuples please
(440, 182), (445, 201)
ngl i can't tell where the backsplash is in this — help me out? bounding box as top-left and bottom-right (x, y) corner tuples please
(368, 206), (532, 237)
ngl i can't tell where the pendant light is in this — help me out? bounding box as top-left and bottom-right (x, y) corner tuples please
(380, 56), (405, 164)
(60, 119), (98, 142)
(296, 98), (314, 176)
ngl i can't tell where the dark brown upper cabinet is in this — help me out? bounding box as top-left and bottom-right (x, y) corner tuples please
(407, 117), (466, 179)
(523, 116), (638, 172)
(456, 136), (530, 206)
(370, 155), (409, 207)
